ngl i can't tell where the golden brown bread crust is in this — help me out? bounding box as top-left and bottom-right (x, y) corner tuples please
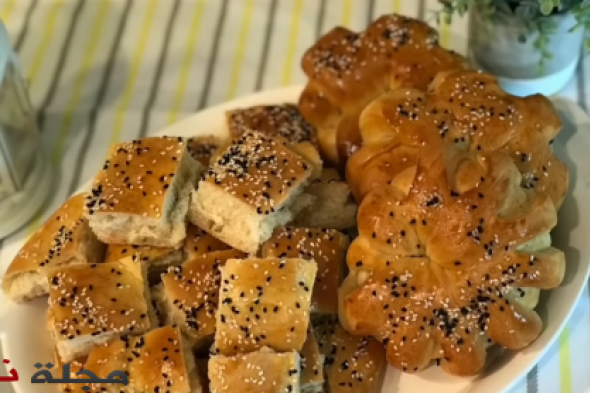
(299, 14), (469, 167)
(184, 224), (233, 260)
(261, 227), (349, 316)
(47, 258), (153, 346)
(204, 131), (314, 214)
(158, 249), (247, 349)
(2, 193), (105, 302)
(209, 347), (300, 393)
(227, 104), (318, 146)
(340, 70), (568, 376)
(104, 245), (182, 283)
(347, 70), (568, 208)
(61, 326), (196, 393)
(215, 258), (317, 356)
(315, 320), (385, 393)
(86, 137), (188, 218)
(188, 135), (222, 167)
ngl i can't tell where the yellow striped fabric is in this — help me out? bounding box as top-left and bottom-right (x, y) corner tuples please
(281, 0), (304, 86)
(110, 0), (160, 147)
(226, 0), (254, 99)
(168, 0), (207, 125)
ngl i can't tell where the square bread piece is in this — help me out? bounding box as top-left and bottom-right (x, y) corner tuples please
(209, 347), (300, 393)
(191, 131), (314, 254)
(104, 244), (183, 283)
(59, 326), (201, 393)
(300, 325), (325, 393)
(226, 104), (317, 146)
(293, 168), (358, 230)
(1, 193), (105, 303)
(86, 137), (204, 248)
(152, 248), (246, 351)
(215, 258), (317, 356)
(187, 135), (223, 167)
(47, 257), (156, 362)
(184, 223), (232, 261)
(261, 227), (348, 317)
(315, 322), (386, 393)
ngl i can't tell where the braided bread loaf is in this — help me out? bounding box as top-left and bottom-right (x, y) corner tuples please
(339, 69), (568, 376)
(299, 14), (468, 169)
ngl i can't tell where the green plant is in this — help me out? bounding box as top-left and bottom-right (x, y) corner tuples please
(439, 0), (590, 66)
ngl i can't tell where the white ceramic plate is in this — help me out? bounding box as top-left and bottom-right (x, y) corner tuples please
(0, 86), (589, 393)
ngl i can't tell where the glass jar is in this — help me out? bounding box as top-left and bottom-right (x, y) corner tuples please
(0, 20), (52, 237)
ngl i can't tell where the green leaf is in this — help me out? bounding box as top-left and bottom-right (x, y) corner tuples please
(540, 1), (554, 15)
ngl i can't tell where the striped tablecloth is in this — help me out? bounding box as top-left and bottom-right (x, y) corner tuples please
(0, 1), (588, 392)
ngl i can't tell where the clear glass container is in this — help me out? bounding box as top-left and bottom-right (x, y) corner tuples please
(0, 20), (52, 237)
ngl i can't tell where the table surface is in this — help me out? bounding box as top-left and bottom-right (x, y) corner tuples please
(0, 1), (588, 392)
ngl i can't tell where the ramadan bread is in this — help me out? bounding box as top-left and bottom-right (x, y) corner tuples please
(47, 257), (157, 362)
(85, 137), (204, 248)
(293, 168), (357, 230)
(215, 258), (317, 356)
(187, 135), (223, 166)
(261, 227), (348, 317)
(340, 70), (568, 376)
(209, 347), (300, 393)
(190, 131), (314, 254)
(299, 14), (469, 168)
(60, 326), (201, 393)
(152, 249), (246, 352)
(226, 104), (318, 147)
(2, 193), (105, 303)
(315, 321), (386, 393)
(104, 244), (183, 284)
(184, 224), (232, 261)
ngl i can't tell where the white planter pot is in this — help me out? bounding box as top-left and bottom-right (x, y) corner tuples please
(469, 8), (584, 97)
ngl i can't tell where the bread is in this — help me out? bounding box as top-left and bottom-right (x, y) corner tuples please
(209, 136), (322, 182)
(292, 168), (357, 230)
(215, 258), (317, 356)
(315, 320), (386, 393)
(289, 141), (323, 181)
(188, 135), (223, 167)
(104, 244), (183, 283)
(299, 14), (468, 168)
(209, 347), (300, 393)
(300, 325), (324, 393)
(47, 257), (157, 362)
(184, 224), (232, 261)
(339, 70), (568, 376)
(2, 193), (105, 303)
(86, 137), (204, 248)
(190, 131), (314, 254)
(59, 326), (201, 393)
(152, 249), (246, 351)
(261, 227), (348, 317)
(227, 104), (318, 147)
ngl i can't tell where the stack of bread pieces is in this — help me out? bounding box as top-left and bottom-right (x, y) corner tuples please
(298, 14), (568, 378)
(1, 12), (570, 393)
(1, 97), (384, 391)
